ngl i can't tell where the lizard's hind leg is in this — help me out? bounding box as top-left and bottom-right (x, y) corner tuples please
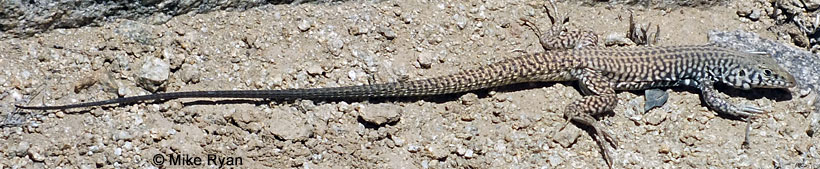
(560, 68), (619, 168)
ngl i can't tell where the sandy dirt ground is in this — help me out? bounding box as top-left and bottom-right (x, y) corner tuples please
(1, 0), (818, 168)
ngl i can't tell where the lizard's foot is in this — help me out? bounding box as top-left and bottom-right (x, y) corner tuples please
(520, 18), (598, 51)
(520, 1), (598, 51)
(564, 105), (618, 168)
(740, 104), (765, 113)
(565, 107), (619, 146)
(627, 11), (660, 46)
(738, 104), (765, 116)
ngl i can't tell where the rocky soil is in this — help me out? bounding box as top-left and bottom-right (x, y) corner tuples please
(1, 0), (818, 168)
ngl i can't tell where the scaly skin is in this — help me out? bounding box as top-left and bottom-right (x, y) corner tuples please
(17, 45), (794, 110)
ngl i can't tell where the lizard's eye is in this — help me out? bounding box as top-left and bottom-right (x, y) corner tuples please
(737, 70), (746, 77)
(763, 69), (772, 76)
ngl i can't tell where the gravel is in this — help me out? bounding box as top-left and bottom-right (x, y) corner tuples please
(0, 0), (298, 39)
(1, 0), (817, 168)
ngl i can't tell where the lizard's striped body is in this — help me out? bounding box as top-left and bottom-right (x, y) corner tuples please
(16, 45), (796, 167)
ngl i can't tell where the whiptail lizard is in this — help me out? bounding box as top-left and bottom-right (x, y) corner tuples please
(15, 44), (797, 166)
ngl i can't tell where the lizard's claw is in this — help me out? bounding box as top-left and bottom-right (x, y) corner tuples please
(728, 104), (765, 119)
(551, 119), (572, 137)
(566, 111), (619, 168)
(739, 105), (765, 114)
(591, 122), (617, 169)
(596, 134), (616, 169)
(738, 104), (766, 120)
(598, 126), (619, 148)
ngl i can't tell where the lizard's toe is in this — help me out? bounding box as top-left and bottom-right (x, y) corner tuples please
(737, 104), (766, 120)
(740, 105), (765, 114)
(598, 127), (619, 148)
(595, 132), (617, 169)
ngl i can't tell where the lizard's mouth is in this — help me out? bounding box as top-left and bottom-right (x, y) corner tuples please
(753, 79), (796, 88)
(769, 74), (797, 88)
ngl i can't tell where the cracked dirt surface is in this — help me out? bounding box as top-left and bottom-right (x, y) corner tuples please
(1, 0), (818, 168)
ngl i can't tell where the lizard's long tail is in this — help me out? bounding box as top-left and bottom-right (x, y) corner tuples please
(15, 57), (536, 110)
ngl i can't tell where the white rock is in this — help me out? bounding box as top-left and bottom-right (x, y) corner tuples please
(298, 19), (312, 31)
(137, 57), (170, 92)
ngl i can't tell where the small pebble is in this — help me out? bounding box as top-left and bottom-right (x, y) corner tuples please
(454, 14), (468, 29)
(11, 91), (23, 101)
(421, 160), (429, 168)
(604, 33), (635, 46)
(408, 145), (420, 153)
(328, 38), (344, 56)
(426, 144), (449, 159)
(460, 94), (479, 106)
(402, 14), (413, 24)
(298, 19), (312, 31)
(117, 85), (132, 97)
(28, 146), (45, 162)
(548, 154), (563, 167)
(347, 70), (357, 82)
(178, 64), (201, 83)
(164, 48), (185, 69)
(748, 9), (761, 21)
(73, 73), (99, 93)
(624, 97), (643, 122)
(15, 141), (30, 157)
(659, 144), (670, 154)
(137, 57), (170, 92)
(460, 114), (475, 121)
(464, 149), (474, 158)
(417, 51), (436, 68)
(645, 111), (667, 125)
(349, 25), (369, 35)
(456, 147), (466, 156)
(429, 160), (439, 168)
(306, 64), (324, 75)
(554, 128), (581, 148)
(123, 142), (133, 150)
(89, 145), (102, 153)
(358, 103), (402, 125)
(271, 75), (284, 87)
(736, 9), (751, 17)
(392, 137), (405, 147)
(115, 130), (133, 141)
(379, 27), (397, 40)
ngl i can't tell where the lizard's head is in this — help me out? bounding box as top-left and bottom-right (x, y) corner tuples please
(720, 52), (796, 90)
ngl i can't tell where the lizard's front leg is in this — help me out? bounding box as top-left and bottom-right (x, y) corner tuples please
(520, 0), (598, 51)
(562, 68), (619, 168)
(695, 79), (764, 118)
